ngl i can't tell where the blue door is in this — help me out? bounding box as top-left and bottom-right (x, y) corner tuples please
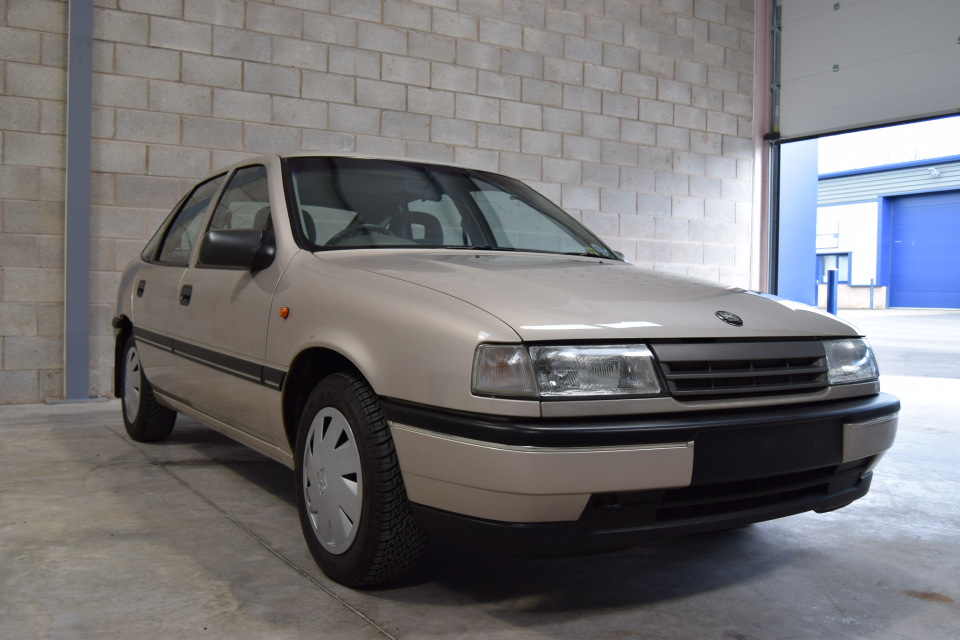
(890, 190), (960, 308)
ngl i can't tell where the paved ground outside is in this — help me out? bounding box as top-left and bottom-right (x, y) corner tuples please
(0, 310), (957, 639)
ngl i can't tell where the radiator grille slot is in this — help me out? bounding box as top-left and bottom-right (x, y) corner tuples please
(651, 341), (829, 400)
(586, 460), (868, 529)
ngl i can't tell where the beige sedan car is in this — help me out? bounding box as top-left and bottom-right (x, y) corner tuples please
(114, 155), (899, 586)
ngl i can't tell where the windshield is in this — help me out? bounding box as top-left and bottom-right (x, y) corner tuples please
(284, 157), (619, 260)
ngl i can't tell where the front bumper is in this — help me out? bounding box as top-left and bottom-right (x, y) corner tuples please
(384, 393), (899, 554)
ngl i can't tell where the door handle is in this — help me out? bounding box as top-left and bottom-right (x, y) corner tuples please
(179, 284), (193, 306)
(136, 280), (146, 297)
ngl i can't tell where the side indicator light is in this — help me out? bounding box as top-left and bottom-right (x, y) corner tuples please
(279, 307), (290, 319)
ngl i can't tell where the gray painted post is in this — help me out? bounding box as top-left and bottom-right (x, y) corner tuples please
(64, 0), (94, 400)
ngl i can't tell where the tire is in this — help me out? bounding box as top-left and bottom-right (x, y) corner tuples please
(121, 333), (176, 442)
(294, 373), (427, 587)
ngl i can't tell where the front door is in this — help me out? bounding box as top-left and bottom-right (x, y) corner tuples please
(171, 165), (282, 443)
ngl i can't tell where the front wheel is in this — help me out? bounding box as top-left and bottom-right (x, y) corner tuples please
(294, 373), (427, 587)
(120, 334), (176, 442)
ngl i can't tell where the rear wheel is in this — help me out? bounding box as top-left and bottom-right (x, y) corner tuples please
(294, 373), (427, 587)
(121, 334), (176, 442)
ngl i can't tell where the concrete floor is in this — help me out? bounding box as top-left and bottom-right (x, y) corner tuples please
(2, 313), (959, 639)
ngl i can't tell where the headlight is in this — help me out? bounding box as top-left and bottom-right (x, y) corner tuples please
(472, 344), (662, 398)
(824, 338), (879, 384)
(530, 345), (662, 397)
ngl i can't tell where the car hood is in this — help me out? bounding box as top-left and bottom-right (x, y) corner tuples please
(316, 250), (858, 341)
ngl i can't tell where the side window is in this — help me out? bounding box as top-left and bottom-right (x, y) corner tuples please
(156, 174), (226, 265)
(141, 194), (188, 262)
(207, 165), (271, 232)
(818, 253), (851, 284)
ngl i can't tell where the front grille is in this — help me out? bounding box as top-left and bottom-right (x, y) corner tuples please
(650, 340), (829, 400)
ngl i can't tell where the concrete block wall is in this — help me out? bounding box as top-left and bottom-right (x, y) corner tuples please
(0, 0), (69, 403)
(0, 0), (757, 403)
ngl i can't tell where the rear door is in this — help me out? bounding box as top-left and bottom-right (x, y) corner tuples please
(132, 173), (227, 401)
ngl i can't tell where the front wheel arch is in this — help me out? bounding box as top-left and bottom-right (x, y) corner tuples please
(282, 347), (363, 452)
(294, 372), (427, 586)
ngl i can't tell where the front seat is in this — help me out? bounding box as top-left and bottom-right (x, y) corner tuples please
(390, 211), (443, 245)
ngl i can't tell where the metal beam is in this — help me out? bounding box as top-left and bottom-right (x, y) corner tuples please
(64, 0), (94, 400)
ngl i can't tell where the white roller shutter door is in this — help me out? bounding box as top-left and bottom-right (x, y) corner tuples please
(779, 0), (960, 140)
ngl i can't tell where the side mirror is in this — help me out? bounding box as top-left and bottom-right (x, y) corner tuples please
(198, 229), (275, 271)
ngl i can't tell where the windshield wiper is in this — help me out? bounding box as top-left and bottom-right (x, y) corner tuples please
(559, 247), (618, 259)
(444, 245), (516, 251)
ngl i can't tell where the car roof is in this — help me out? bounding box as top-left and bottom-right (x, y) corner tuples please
(213, 153), (481, 178)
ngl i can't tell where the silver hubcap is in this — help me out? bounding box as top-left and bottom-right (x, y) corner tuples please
(123, 346), (142, 421)
(302, 407), (363, 555)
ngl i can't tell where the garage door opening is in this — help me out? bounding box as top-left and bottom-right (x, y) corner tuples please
(775, 116), (960, 310)
(767, 0), (960, 309)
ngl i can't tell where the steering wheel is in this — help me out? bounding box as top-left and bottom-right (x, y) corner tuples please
(325, 224), (399, 246)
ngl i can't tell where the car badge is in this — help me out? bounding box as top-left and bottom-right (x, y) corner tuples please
(715, 310), (743, 327)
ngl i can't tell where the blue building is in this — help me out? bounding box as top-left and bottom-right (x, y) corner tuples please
(817, 155), (960, 309)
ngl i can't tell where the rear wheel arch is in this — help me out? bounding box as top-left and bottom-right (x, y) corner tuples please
(113, 315), (133, 398)
(120, 332), (176, 442)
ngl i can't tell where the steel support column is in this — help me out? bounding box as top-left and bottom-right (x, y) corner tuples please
(64, 0), (94, 400)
